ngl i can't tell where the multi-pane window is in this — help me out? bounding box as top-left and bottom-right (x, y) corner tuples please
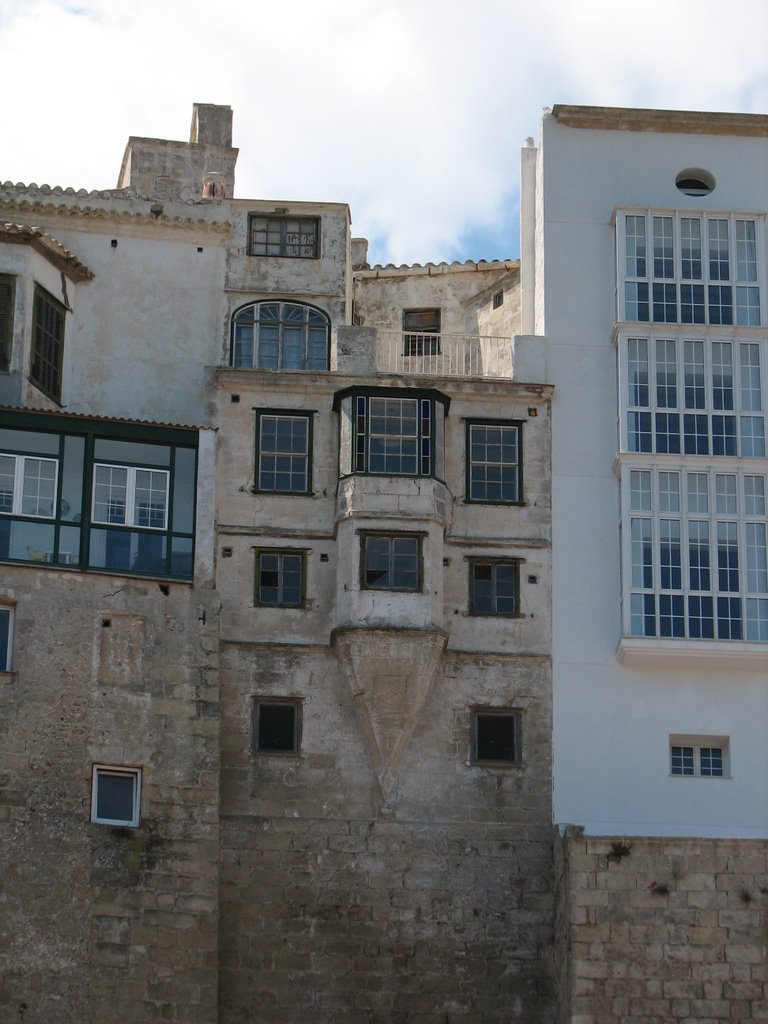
(625, 467), (768, 641)
(470, 710), (521, 766)
(403, 308), (441, 356)
(469, 560), (519, 616)
(355, 396), (432, 476)
(248, 215), (319, 258)
(466, 421), (522, 503)
(30, 287), (65, 401)
(621, 212), (762, 326)
(0, 417), (197, 579)
(0, 274), (15, 372)
(0, 453), (57, 517)
(0, 606), (13, 670)
(232, 301), (329, 371)
(92, 465), (169, 529)
(253, 699), (302, 754)
(255, 413), (311, 494)
(91, 765), (142, 827)
(670, 738), (728, 777)
(255, 550), (304, 607)
(623, 337), (765, 458)
(361, 534), (421, 592)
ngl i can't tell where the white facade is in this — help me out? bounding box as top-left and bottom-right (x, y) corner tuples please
(524, 106), (768, 838)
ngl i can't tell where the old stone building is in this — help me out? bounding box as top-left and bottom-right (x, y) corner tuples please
(1, 104), (554, 1022)
(2, 100), (766, 1024)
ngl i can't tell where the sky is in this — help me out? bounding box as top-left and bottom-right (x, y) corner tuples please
(2, 0), (768, 267)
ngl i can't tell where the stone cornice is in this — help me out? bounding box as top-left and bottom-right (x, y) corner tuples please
(0, 223), (93, 281)
(552, 104), (768, 137)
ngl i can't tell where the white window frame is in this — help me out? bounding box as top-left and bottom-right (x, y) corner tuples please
(669, 735), (730, 778)
(617, 210), (766, 327)
(91, 764), (142, 827)
(0, 605), (13, 671)
(0, 453), (58, 518)
(617, 333), (767, 459)
(91, 464), (169, 530)
(619, 464), (768, 641)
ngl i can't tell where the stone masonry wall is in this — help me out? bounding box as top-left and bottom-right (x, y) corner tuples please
(557, 829), (768, 1024)
(218, 643), (554, 1023)
(0, 568), (220, 1024)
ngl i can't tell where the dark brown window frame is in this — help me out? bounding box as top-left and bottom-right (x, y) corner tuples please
(0, 274), (15, 372)
(252, 697), (303, 756)
(248, 214), (320, 259)
(470, 708), (522, 767)
(403, 307), (441, 356)
(31, 285), (66, 402)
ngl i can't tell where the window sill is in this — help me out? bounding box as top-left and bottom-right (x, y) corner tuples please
(617, 637), (767, 668)
(0, 671), (16, 685)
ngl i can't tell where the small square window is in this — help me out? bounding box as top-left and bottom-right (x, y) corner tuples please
(255, 550), (305, 606)
(361, 533), (421, 592)
(469, 560), (519, 616)
(91, 765), (141, 827)
(253, 699), (302, 754)
(471, 710), (521, 766)
(403, 308), (441, 356)
(670, 735), (729, 777)
(492, 290), (504, 309)
(467, 421), (522, 504)
(255, 412), (312, 494)
(0, 605), (13, 670)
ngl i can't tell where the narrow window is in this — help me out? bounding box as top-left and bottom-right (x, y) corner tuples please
(255, 550), (305, 607)
(253, 699), (302, 754)
(467, 421), (522, 503)
(255, 412), (311, 494)
(0, 605), (13, 670)
(91, 765), (142, 827)
(0, 274), (15, 372)
(469, 560), (519, 616)
(361, 534), (421, 592)
(30, 286), (65, 402)
(471, 710), (521, 766)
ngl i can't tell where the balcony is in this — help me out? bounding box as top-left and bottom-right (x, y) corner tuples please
(375, 330), (511, 379)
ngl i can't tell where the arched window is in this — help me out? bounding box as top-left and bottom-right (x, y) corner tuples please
(231, 301), (329, 371)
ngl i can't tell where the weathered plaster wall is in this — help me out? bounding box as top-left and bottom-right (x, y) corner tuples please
(354, 263), (521, 339)
(557, 830), (768, 1024)
(0, 567), (220, 1024)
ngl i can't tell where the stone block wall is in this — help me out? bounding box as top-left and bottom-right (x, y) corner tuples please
(0, 568), (220, 1024)
(217, 642), (555, 1022)
(556, 829), (768, 1024)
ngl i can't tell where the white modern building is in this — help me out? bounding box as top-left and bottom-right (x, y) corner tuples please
(522, 105), (768, 838)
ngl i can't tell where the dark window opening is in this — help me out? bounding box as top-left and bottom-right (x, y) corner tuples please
(403, 308), (441, 356)
(471, 711), (521, 765)
(31, 287), (65, 402)
(253, 700), (301, 754)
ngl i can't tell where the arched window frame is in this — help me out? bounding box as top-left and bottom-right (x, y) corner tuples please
(231, 301), (330, 372)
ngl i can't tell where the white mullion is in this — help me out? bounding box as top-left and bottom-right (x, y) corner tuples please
(125, 467), (137, 529)
(12, 455), (24, 515)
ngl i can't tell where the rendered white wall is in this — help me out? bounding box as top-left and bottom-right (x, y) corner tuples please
(539, 112), (768, 837)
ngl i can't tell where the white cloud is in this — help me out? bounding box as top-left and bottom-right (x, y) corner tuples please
(2, 0), (767, 265)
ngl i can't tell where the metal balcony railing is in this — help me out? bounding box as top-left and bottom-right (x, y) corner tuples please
(375, 331), (512, 379)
